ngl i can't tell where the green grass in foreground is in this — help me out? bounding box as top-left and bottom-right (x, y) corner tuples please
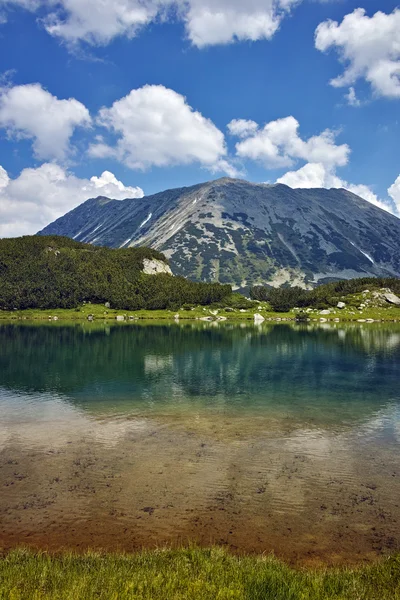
(1, 548), (399, 600)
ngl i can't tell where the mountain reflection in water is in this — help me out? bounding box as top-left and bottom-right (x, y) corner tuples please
(0, 322), (399, 429)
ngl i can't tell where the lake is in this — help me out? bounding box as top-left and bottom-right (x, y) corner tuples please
(0, 321), (399, 565)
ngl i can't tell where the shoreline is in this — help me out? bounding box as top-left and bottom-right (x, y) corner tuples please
(1, 305), (400, 324)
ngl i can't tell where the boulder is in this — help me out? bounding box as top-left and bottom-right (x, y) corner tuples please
(337, 302), (346, 309)
(384, 293), (400, 305)
(254, 313), (265, 323)
(320, 309), (331, 315)
(142, 258), (173, 276)
(116, 315), (125, 321)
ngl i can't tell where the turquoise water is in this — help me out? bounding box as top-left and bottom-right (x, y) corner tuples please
(1, 321), (399, 428)
(0, 321), (399, 563)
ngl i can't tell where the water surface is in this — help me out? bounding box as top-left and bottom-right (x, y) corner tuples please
(0, 322), (399, 565)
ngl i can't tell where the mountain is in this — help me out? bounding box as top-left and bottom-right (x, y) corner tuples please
(0, 236), (231, 310)
(39, 178), (400, 289)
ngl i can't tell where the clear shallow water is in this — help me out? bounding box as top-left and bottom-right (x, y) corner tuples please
(0, 321), (399, 565)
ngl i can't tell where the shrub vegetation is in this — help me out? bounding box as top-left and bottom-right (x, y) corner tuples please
(0, 236), (231, 311)
(250, 277), (400, 312)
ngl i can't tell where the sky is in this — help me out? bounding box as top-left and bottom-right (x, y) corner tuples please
(0, 0), (399, 237)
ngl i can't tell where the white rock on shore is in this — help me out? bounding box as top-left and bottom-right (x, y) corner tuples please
(384, 293), (400, 305)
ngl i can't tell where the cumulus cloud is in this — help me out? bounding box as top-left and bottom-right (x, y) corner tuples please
(388, 175), (400, 214)
(179, 0), (300, 48)
(1, 0), (301, 47)
(315, 8), (400, 99)
(229, 115), (350, 169)
(89, 170), (143, 198)
(0, 163), (144, 237)
(227, 119), (259, 139)
(277, 162), (396, 214)
(0, 83), (91, 160)
(43, 0), (162, 46)
(90, 84), (234, 174)
(277, 162), (336, 188)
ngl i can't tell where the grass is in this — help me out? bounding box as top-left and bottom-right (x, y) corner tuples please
(0, 303), (399, 323)
(1, 288), (400, 324)
(0, 547), (399, 600)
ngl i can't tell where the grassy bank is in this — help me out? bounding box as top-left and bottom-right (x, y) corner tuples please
(1, 547), (399, 599)
(0, 302), (400, 323)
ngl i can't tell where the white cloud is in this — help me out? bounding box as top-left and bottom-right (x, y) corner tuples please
(90, 84), (234, 174)
(0, 0), (39, 23)
(89, 170), (143, 198)
(0, 0), (39, 12)
(209, 159), (241, 179)
(179, 0), (300, 48)
(345, 86), (361, 107)
(315, 8), (400, 99)
(0, 83), (91, 160)
(277, 162), (396, 214)
(388, 175), (400, 214)
(227, 119), (259, 139)
(230, 115), (350, 169)
(43, 0), (162, 46)
(277, 162), (336, 188)
(0, 163), (144, 237)
(0, 0), (38, 5)
(1, 0), (301, 47)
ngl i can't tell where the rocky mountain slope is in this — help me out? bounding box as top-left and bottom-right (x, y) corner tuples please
(39, 178), (400, 289)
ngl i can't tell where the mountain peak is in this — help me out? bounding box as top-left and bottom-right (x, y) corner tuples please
(210, 176), (245, 185)
(209, 177), (279, 188)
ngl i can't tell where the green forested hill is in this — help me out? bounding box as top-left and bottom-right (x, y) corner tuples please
(0, 236), (231, 310)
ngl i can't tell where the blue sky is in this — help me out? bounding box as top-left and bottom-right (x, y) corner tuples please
(0, 0), (399, 236)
